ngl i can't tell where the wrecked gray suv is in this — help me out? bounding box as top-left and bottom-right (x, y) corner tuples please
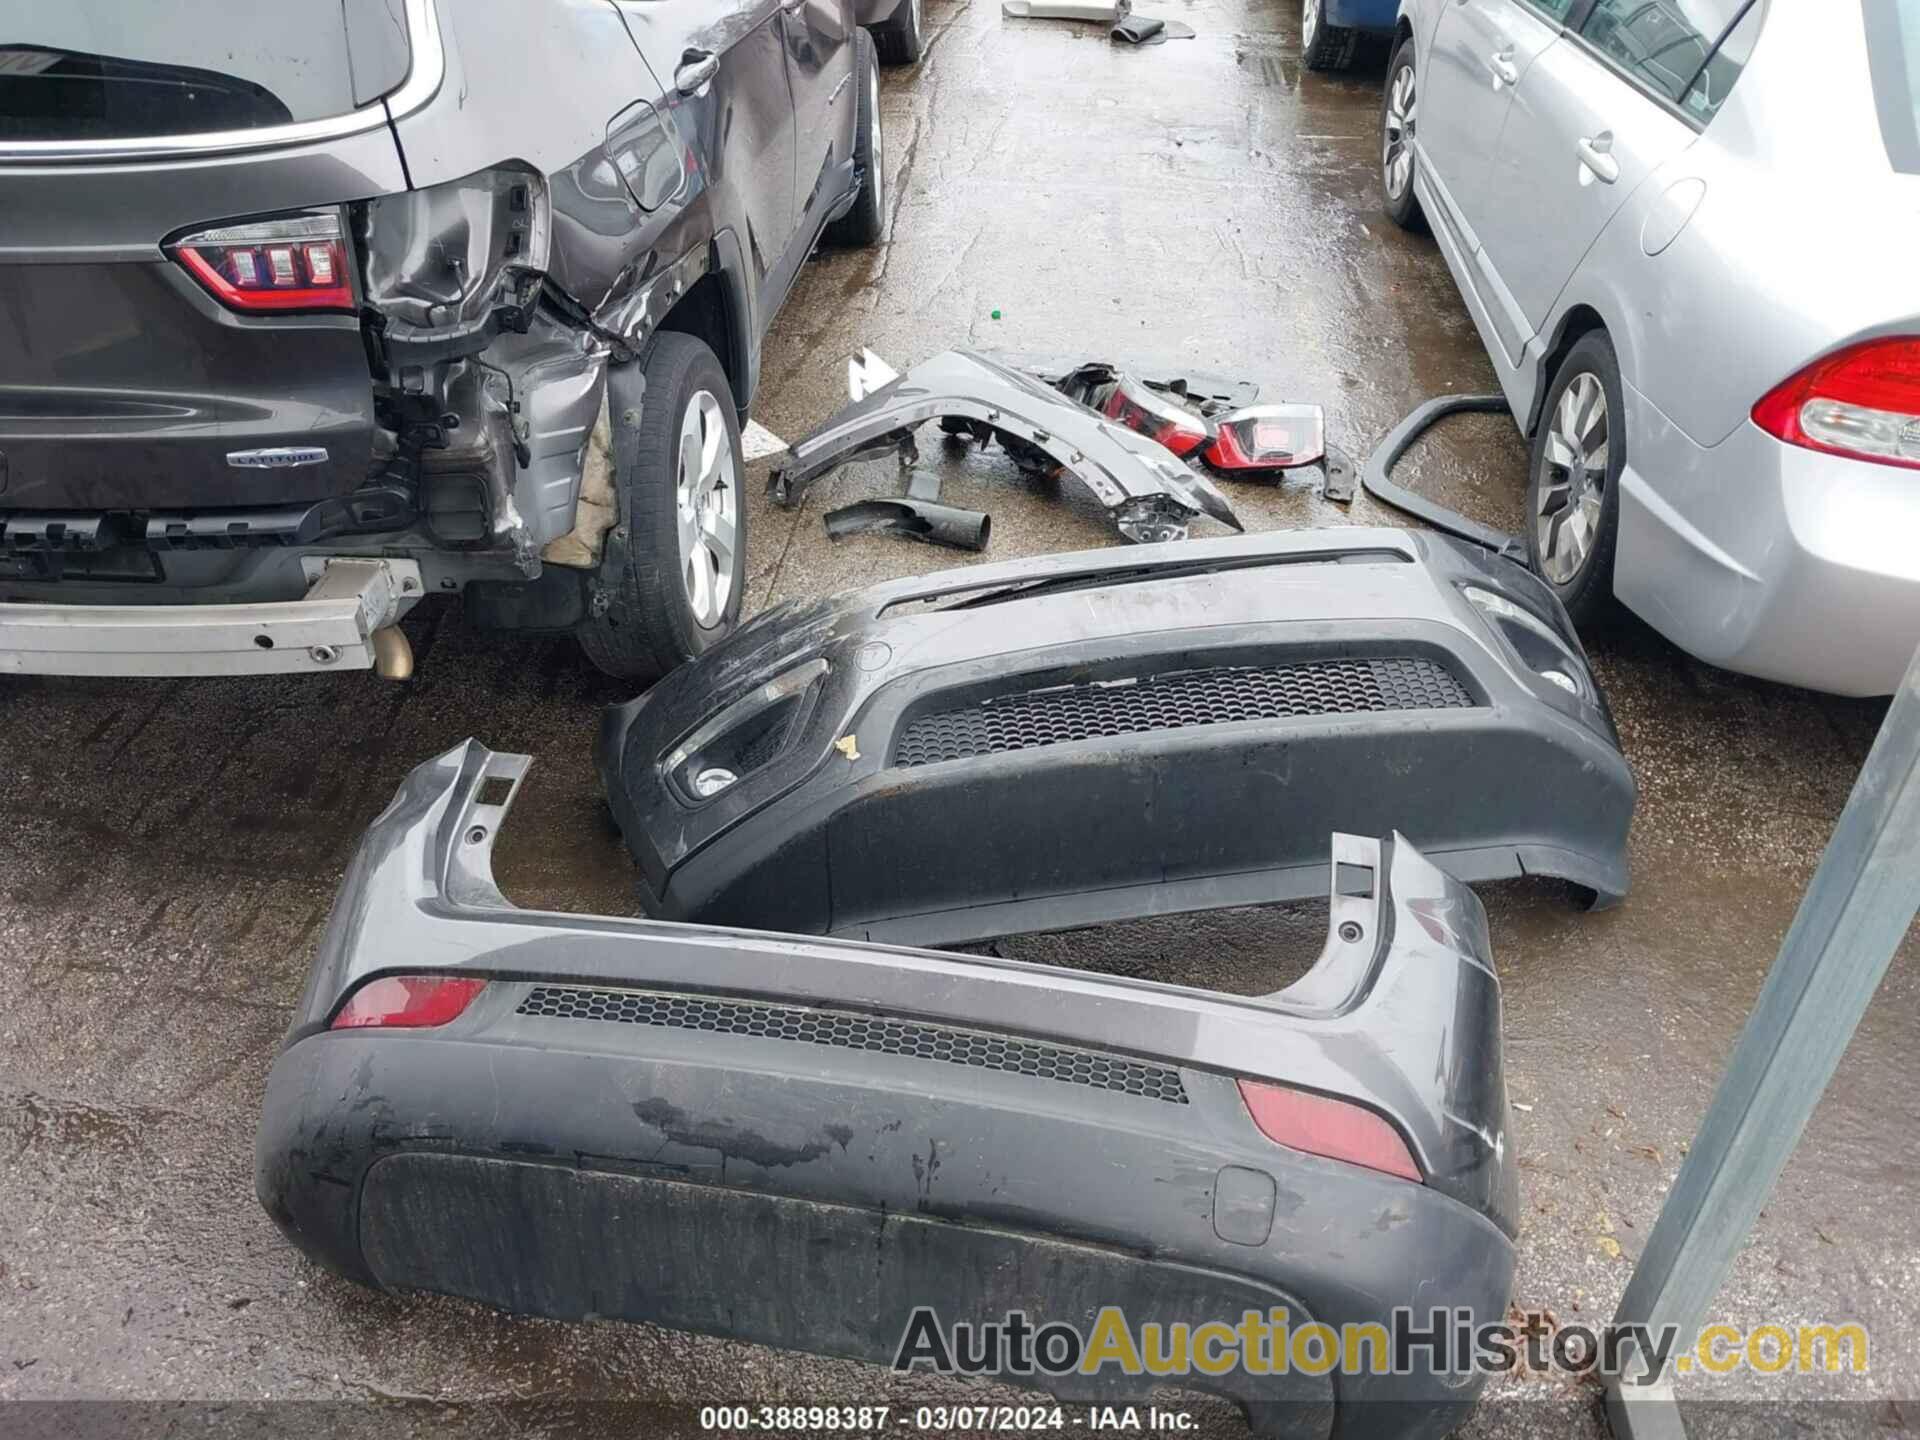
(0, 0), (886, 680)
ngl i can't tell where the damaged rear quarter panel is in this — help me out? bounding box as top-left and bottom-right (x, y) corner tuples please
(393, 0), (768, 354)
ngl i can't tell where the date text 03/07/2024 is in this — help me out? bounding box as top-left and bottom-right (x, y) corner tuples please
(697, 1405), (1197, 1431)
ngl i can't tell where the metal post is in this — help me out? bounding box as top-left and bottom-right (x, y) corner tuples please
(1605, 646), (1920, 1440)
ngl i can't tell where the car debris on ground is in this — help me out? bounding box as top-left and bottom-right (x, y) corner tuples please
(1362, 394), (1527, 558)
(1001, 0), (1194, 44)
(600, 526), (1635, 942)
(771, 348), (1244, 546)
(260, 738), (1524, 1438)
(775, 349), (1363, 551)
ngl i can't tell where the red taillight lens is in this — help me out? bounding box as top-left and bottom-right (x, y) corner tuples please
(1203, 404), (1327, 472)
(330, 975), (487, 1030)
(171, 210), (354, 314)
(1236, 1079), (1422, 1182)
(1752, 337), (1920, 471)
(1101, 375), (1212, 457)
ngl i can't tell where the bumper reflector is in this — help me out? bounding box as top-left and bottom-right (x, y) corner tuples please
(1237, 1078), (1422, 1182)
(331, 975), (487, 1030)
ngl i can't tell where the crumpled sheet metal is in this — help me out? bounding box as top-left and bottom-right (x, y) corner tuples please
(768, 348), (1242, 544)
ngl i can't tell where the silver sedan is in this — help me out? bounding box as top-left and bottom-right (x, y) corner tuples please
(1381, 0), (1920, 696)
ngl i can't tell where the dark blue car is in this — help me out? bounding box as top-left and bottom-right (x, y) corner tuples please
(1302, 0), (1397, 69)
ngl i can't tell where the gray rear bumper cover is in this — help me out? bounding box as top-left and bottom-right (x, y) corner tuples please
(258, 741), (1519, 1439)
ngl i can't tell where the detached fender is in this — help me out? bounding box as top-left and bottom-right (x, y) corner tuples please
(767, 349), (1244, 540)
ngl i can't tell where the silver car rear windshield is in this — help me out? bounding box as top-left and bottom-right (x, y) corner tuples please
(1864, 0), (1920, 174)
(0, 0), (410, 140)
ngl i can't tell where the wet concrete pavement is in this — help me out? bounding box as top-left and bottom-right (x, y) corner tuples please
(3, 0), (1916, 1433)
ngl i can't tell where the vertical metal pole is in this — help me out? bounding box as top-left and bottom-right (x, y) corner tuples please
(1606, 646), (1920, 1439)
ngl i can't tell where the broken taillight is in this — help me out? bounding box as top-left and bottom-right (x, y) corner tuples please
(330, 975), (487, 1030)
(1101, 375), (1212, 457)
(171, 210), (354, 314)
(1204, 404), (1327, 472)
(1236, 1078), (1423, 1182)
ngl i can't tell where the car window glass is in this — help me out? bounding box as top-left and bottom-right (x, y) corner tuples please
(1682, 0), (1763, 122)
(1520, 0), (1580, 21)
(0, 3), (406, 139)
(1580, 0), (1746, 101)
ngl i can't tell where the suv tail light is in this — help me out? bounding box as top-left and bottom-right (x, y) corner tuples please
(331, 975), (487, 1030)
(1203, 404), (1327, 472)
(1237, 1078), (1422, 1182)
(170, 210), (354, 314)
(1100, 375), (1212, 457)
(1752, 336), (1920, 471)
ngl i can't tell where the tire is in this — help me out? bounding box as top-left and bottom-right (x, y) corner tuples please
(576, 333), (747, 682)
(1380, 37), (1427, 232)
(870, 0), (923, 65)
(825, 32), (885, 248)
(1301, 0), (1359, 72)
(1525, 332), (1624, 630)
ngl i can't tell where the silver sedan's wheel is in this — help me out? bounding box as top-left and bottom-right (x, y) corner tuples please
(1534, 373), (1609, 585)
(675, 390), (739, 629)
(1383, 63), (1416, 201)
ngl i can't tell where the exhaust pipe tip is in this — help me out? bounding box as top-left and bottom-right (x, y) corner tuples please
(371, 625), (415, 681)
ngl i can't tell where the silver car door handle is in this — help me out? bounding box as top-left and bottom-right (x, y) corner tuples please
(1487, 49), (1519, 87)
(1577, 133), (1620, 183)
(675, 51), (720, 95)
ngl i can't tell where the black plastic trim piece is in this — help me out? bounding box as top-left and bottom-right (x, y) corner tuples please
(1358, 395), (1525, 559)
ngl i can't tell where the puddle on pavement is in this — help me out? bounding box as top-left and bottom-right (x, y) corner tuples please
(1, 1090), (161, 1160)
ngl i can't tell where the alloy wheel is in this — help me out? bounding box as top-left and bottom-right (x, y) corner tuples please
(1535, 373), (1610, 585)
(1384, 63), (1416, 200)
(675, 389), (739, 628)
(1302, 0), (1320, 52)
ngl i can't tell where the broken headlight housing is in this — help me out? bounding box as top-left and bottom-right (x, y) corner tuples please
(663, 659), (830, 804)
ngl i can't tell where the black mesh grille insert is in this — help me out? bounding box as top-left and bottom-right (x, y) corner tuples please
(893, 657), (1473, 767)
(515, 987), (1189, 1104)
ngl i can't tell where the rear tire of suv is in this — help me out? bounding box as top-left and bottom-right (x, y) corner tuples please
(576, 334), (748, 682)
(1302, 0), (1360, 72)
(1525, 332), (1624, 630)
(870, 0), (923, 65)
(1380, 37), (1427, 233)
(826, 33), (886, 248)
